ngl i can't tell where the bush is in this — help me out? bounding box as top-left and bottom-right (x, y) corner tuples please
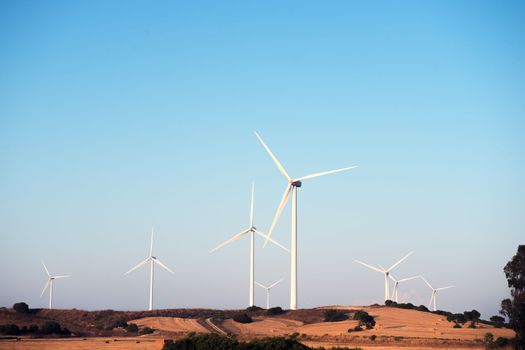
(266, 306), (285, 316)
(41, 321), (62, 335)
(453, 323), (462, 328)
(490, 315), (505, 328)
(385, 300), (394, 306)
(353, 310), (375, 329)
(370, 334), (377, 341)
(140, 327), (154, 335)
(493, 337), (510, 348)
(163, 334), (311, 350)
(233, 313), (253, 323)
(0, 324), (20, 335)
(324, 309), (349, 322)
(107, 318), (128, 330)
(468, 321), (477, 329)
(246, 305), (262, 312)
(28, 324), (39, 333)
(126, 323), (138, 333)
(484, 332), (494, 344)
(13, 302), (29, 314)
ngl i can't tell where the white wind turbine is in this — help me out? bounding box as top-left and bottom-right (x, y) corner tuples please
(255, 278), (283, 309)
(40, 260), (70, 309)
(388, 274), (419, 303)
(420, 276), (454, 311)
(125, 227), (174, 311)
(354, 252), (413, 302)
(210, 183), (289, 307)
(255, 131), (357, 310)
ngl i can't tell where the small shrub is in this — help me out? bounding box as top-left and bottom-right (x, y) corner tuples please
(140, 327), (154, 335)
(484, 332), (494, 344)
(28, 324), (39, 333)
(353, 326), (363, 331)
(266, 306), (285, 315)
(13, 302), (29, 314)
(493, 337), (509, 348)
(108, 318), (128, 330)
(324, 309), (349, 322)
(246, 305), (262, 312)
(394, 336), (403, 341)
(126, 323), (138, 333)
(233, 313), (253, 323)
(41, 321), (61, 335)
(370, 334), (377, 341)
(468, 321), (477, 329)
(453, 323), (462, 328)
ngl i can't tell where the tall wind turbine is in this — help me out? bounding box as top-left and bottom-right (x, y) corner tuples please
(255, 278), (283, 309)
(210, 183), (289, 307)
(255, 131), (357, 310)
(388, 274), (419, 302)
(354, 252), (413, 301)
(420, 276), (454, 311)
(125, 227), (174, 311)
(40, 260), (70, 309)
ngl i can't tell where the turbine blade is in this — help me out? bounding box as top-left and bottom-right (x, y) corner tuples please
(250, 182), (255, 228)
(150, 226), (154, 257)
(254, 131), (291, 180)
(42, 260), (50, 277)
(398, 276), (420, 283)
(420, 276), (434, 290)
(388, 251), (413, 271)
(269, 278), (284, 289)
(354, 259), (384, 273)
(124, 257), (150, 275)
(209, 229), (249, 253)
(378, 264), (387, 271)
(436, 286), (454, 291)
(52, 275), (71, 279)
(255, 281), (267, 289)
(296, 166), (358, 182)
(264, 184), (292, 247)
(388, 274), (397, 282)
(153, 258), (175, 274)
(40, 279), (50, 297)
(255, 229), (289, 252)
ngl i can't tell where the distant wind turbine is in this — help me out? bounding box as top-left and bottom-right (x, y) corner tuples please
(255, 278), (283, 309)
(210, 183), (288, 307)
(255, 131), (357, 310)
(40, 260), (70, 309)
(388, 274), (419, 303)
(354, 252), (413, 301)
(420, 276), (454, 311)
(125, 227), (174, 311)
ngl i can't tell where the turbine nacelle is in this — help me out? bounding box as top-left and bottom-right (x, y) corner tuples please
(290, 180), (302, 187)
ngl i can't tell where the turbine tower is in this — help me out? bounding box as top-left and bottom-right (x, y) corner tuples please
(388, 274), (419, 302)
(255, 278), (283, 309)
(125, 227), (174, 311)
(210, 183), (289, 307)
(420, 276), (454, 311)
(255, 131), (357, 310)
(40, 260), (70, 309)
(354, 252), (413, 301)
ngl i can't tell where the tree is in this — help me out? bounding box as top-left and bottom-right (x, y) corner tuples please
(490, 315), (505, 328)
(13, 302), (29, 314)
(323, 309), (349, 322)
(41, 321), (61, 335)
(232, 313), (253, 323)
(501, 245), (525, 348)
(126, 323), (138, 333)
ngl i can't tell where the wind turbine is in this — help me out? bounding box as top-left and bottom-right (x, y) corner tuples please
(420, 276), (454, 311)
(40, 260), (70, 309)
(354, 252), (413, 302)
(125, 227), (174, 311)
(255, 278), (283, 309)
(388, 274), (419, 303)
(210, 183), (289, 307)
(254, 131), (357, 310)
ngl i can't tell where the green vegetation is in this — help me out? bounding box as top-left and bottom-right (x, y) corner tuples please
(266, 306), (285, 316)
(232, 313), (253, 323)
(352, 310), (375, 329)
(369, 334), (377, 341)
(246, 305), (263, 312)
(163, 333), (363, 350)
(125, 323), (139, 333)
(501, 245), (525, 348)
(13, 302), (29, 314)
(347, 326), (362, 332)
(324, 309), (349, 322)
(140, 326), (154, 335)
(489, 315), (505, 328)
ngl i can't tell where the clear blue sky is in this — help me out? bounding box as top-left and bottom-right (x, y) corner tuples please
(1, 1), (523, 319)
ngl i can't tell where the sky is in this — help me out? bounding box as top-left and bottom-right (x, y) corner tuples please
(0, 1), (524, 319)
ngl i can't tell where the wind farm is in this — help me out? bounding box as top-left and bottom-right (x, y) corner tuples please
(1, 1), (523, 349)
